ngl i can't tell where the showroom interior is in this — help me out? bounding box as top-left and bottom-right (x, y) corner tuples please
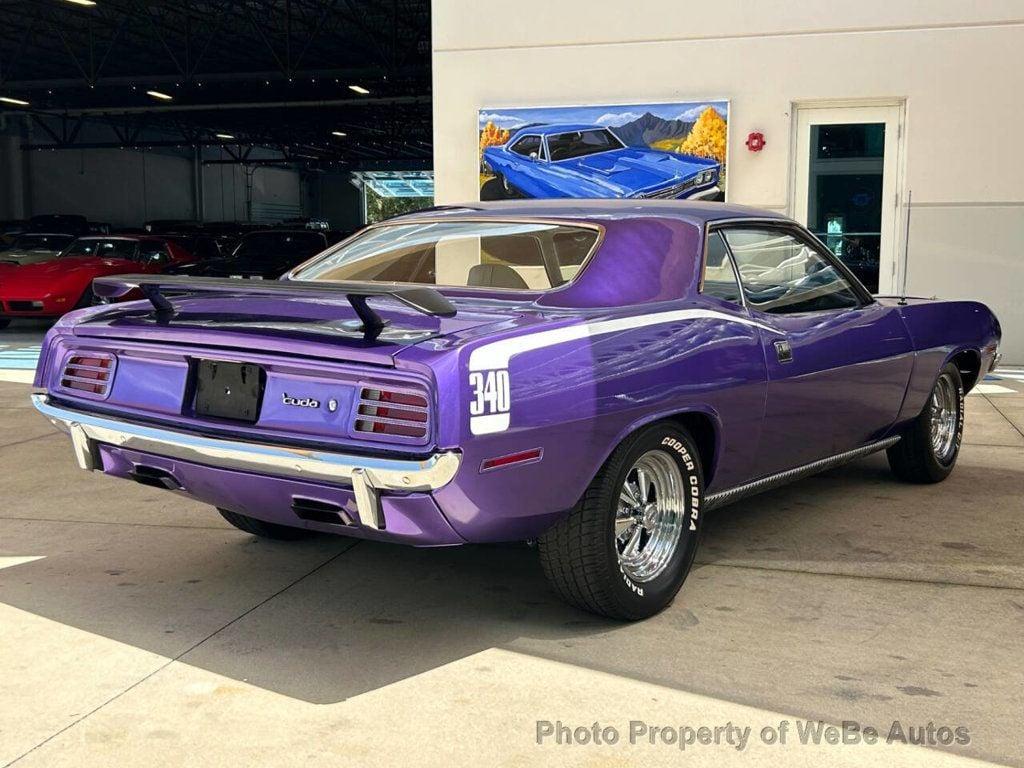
(1, 1), (1023, 767)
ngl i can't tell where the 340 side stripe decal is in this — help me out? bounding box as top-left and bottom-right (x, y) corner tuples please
(468, 309), (776, 435)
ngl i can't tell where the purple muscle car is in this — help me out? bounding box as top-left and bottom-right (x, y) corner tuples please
(32, 201), (1001, 620)
(482, 124), (721, 200)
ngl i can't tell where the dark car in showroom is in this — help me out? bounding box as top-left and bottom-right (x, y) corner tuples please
(171, 229), (328, 280)
(25, 213), (91, 237)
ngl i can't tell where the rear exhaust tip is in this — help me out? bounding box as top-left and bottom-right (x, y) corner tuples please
(129, 465), (183, 491)
(291, 497), (354, 526)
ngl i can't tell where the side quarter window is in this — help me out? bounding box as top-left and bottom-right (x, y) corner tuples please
(721, 227), (862, 314)
(701, 231), (743, 305)
(509, 135), (541, 159)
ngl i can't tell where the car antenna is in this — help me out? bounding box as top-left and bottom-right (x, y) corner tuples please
(898, 189), (912, 306)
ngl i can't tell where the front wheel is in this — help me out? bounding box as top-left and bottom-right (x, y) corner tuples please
(0, 318), (10, 329)
(538, 423), (704, 620)
(887, 362), (964, 483)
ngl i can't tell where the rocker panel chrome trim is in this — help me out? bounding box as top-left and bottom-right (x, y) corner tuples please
(705, 437), (900, 511)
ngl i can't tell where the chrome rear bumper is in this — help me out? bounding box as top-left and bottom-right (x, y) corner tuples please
(31, 394), (461, 531)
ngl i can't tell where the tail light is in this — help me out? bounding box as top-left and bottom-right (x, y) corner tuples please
(60, 352), (116, 398)
(354, 387), (429, 441)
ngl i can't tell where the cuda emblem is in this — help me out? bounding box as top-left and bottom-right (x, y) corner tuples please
(282, 393), (320, 409)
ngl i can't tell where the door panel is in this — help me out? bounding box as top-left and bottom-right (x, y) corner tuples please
(719, 224), (913, 477)
(752, 303), (914, 476)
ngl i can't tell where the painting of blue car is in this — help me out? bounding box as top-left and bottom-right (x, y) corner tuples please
(479, 101), (728, 201)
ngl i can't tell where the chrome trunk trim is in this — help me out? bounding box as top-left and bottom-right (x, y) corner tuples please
(705, 437), (900, 511)
(32, 394), (461, 531)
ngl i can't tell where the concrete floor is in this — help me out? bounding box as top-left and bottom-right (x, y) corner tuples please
(1, 327), (1023, 766)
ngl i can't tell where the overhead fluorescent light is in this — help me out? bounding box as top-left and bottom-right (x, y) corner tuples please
(64, 0), (98, 6)
(146, 90), (173, 101)
(331, 131), (347, 137)
(348, 85), (370, 95)
(0, 96), (30, 107)
(215, 133), (235, 140)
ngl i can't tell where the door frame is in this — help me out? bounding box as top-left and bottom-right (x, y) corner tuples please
(789, 99), (907, 295)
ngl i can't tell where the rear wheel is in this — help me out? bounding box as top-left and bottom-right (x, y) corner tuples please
(538, 423), (704, 620)
(0, 318), (10, 329)
(218, 508), (313, 540)
(887, 362), (964, 483)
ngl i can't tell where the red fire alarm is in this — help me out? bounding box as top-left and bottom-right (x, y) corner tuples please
(746, 132), (766, 152)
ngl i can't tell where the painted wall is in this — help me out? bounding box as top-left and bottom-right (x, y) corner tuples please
(432, 1), (1024, 361)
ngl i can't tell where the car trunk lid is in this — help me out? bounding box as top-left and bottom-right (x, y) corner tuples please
(46, 281), (527, 452)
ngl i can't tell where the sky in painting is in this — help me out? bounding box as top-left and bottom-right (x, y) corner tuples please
(478, 101), (728, 130)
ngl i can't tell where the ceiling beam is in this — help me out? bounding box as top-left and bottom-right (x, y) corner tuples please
(0, 65), (424, 90)
(13, 95), (428, 117)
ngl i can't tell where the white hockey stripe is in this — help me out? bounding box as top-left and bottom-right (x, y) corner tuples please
(468, 309), (776, 372)
(470, 413), (511, 435)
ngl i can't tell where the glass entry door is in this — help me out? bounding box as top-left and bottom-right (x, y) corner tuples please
(793, 104), (903, 294)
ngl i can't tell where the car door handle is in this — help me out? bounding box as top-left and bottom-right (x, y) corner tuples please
(774, 339), (794, 363)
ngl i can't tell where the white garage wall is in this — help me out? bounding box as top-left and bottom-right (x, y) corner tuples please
(201, 163), (304, 223)
(432, 1), (1024, 362)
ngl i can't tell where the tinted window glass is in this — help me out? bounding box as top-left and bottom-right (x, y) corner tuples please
(722, 228), (861, 314)
(702, 232), (742, 305)
(12, 234), (74, 250)
(234, 232), (326, 259)
(293, 221), (599, 291)
(509, 136), (542, 158)
(61, 239), (138, 260)
(547, 129), (624, 161)
(138, 243), (169, 263)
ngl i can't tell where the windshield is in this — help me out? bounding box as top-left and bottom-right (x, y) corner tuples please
(292, 220), (600, 291)
(61, 239), (139, 260)
(12, 234), (74, 250)
(234, 232), (325, 260)
(547, 129), (624, 161)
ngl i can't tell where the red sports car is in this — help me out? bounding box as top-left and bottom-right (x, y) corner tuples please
(0, 235), (196, 327)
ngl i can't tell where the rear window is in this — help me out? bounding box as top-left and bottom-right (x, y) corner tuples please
(292, 220), (600, 291)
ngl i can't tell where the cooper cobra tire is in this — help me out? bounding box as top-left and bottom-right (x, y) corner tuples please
(887, 362), (964, 484)
(0, 318), (10, 329)
(218, 508), (313, 540)
(538, 423), (704, 621)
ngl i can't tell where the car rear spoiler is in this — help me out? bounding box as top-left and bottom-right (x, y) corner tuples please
(91, 274), (457, 339)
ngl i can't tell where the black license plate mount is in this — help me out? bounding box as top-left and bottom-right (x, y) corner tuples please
(193, 359), (264, 423)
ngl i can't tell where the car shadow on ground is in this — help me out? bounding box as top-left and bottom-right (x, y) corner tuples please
(2, 429), (1022, 710)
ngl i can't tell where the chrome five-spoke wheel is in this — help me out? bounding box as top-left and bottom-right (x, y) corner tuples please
(930, 372), (958, 462)
(614, 450), (686, 582)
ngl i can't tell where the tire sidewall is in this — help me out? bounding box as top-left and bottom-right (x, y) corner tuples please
(602, 426), (704, 619)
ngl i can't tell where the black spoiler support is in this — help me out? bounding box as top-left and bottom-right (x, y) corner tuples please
(92, 275), (457, 339)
